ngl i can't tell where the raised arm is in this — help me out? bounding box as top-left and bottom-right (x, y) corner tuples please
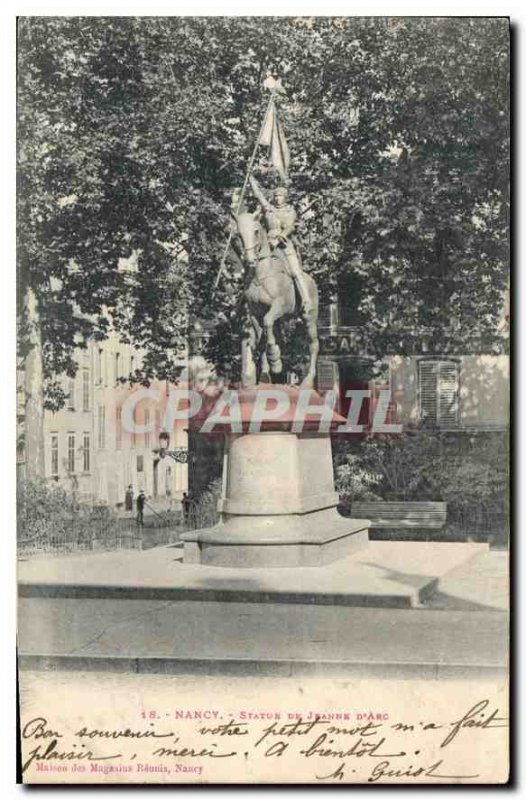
(249, 176), (273, 211)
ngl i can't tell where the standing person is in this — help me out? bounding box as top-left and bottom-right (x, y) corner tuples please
(124, 485), (134, 512)
(181, 492), (191, 525)
(136, 490), (145, 527)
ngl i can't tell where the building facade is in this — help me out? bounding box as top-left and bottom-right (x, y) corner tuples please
(31, 332), (189, 509)
(316, 302), (509, 433)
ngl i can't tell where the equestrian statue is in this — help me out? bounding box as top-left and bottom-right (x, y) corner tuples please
(215, 81), (320, 389)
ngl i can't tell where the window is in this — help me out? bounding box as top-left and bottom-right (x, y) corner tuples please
(67, 434), (75, 473)
(318, 304), (331, 328)
(96, 348), (103, 384)
(317, 359), (339, 392)
(418, 360), (460, 427)
(82, 369), (90, 411)
(67, 378), (75, 410)
(98, 405), (106, 449)
(137, 455), (144, 473)
(82, 433), (90, 472)
(115, 353), (121, 383)
(337, 271), (366, 327)
(17, 386), (25, 418)
(144, 409), (151, 448)
(116, 406), (122, 450)
(51, 434), (59, 476)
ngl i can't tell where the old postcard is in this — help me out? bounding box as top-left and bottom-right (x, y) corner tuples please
(16, 15), (510, 784)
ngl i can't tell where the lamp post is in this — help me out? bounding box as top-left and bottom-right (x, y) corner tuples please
(158, 431), (170, 458)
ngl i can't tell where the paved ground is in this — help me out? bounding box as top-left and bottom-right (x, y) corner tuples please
(427, 549), (509, 611)
(18, 594), (507, 679)
(17, 543), (508, 680)
(18, 540), (494, 608)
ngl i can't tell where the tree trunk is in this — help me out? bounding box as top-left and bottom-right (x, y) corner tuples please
(23, 286), (45, 479)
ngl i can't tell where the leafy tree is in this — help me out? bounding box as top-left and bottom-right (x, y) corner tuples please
(18, 16), (509, 409)
(17, 475), (116, 551)
(334, 430), (509, 544)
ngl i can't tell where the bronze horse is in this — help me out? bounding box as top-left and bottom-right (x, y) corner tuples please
(233, 210), (319, 388)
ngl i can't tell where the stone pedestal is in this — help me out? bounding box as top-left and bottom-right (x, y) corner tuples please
(182, 387), (369, 568)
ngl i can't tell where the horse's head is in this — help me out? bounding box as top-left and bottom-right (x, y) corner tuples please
(234, 211), (264, 267)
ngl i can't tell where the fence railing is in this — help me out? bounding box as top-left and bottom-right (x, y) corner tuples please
(17, 507), (186, 557)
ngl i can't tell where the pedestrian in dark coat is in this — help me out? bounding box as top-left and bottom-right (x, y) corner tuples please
(125, 485), (134, 512)
(136, 490), (146, 526)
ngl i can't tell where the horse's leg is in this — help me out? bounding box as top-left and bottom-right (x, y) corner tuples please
(301, 286), (320, 388)
(260, 349), (271, 382)
(263, 300), (286, 375)
(250, 315), (270, 383)
(241, 314), (258, 387)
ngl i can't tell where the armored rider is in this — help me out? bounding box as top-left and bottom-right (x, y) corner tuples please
(249, 175), (313, 315)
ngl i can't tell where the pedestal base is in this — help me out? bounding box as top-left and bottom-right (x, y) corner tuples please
(182, 511), (369, 568)
(184, 391), (367, 568)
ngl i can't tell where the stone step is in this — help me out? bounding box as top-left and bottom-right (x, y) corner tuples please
(18, 598), (507, 680)
(18, 540), (491, 609)
(18, 540), (507, 679)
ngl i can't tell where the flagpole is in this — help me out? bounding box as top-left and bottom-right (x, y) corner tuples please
(212, 90), (276, 292)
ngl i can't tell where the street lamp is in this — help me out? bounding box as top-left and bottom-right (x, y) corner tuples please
(158, 431), (170, 458)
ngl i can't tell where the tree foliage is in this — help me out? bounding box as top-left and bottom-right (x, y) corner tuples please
(18, 17), (509, 395)
(334, 430), (509, 544)
(17, 475), (116, 550)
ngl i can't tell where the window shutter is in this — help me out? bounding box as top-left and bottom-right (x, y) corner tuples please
(318, 304), (332, 328)
(418, 361), (438, 423)
(418, 360), (459, 427)
(317, 360), (339, 391)
(437, 361), (459, 426)
(318, 302), (339, 329)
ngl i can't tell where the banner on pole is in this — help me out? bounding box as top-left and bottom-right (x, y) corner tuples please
(260, 98), (290, 180)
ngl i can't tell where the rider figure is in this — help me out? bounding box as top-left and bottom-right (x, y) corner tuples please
(249, 176), (313, 315)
